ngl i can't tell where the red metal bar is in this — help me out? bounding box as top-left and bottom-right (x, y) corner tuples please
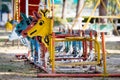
(40, 43), (47, 68)
(20, 0), (26, 20)
(82, 31), (85, 57)
(84, 38), (87, 60)
(82, 31), (87, 60)
(55, 34), (79, 38)
(37, 73), (120, 77)
(89, 31), (93, 51)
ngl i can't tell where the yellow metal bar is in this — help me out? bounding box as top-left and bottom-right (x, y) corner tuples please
(55, 37), (101, 65)
(89, 16), (120, 18)
(101, 32), (107, 74)
(55, 61), (98, 67)
(50, 0), (55, 73)
(14, 0), (19, 22)
(95, 38), (100, 63)
(48, 0), (51, 10)
(116, 0), (120, 9)
(55, 37), (85, 42)
(49, 33), (55, 73)
(47, 0), (51, 16)
(94, 33), (97, 53)
(83, 0), (100, 30)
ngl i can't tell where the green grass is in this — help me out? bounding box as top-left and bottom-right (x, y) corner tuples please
(0, 64), (19, 72)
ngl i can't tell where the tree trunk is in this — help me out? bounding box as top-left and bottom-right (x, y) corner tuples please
(76, 0), (84, 17)
(0, 11), (2, 21)
(61, 0), (67, 19)
(99, 0), (108, 23)
(0, 0), (2, 21)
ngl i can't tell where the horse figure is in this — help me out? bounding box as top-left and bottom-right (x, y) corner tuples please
(9, 13), (33, 46)
(9, 12), (42, 64)
(26, 9), (51, 48)
(22, 10), (50, 67)
(24, 10), (98, 72)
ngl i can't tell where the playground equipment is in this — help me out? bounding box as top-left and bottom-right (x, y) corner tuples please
(4, 0), (20, 46)
(9, 11), (42, 64)
(20, 0), (101, 76)
(9, 0), (120, 77)
(5, 0), (20, 30)
(5, 20), (17, 31)
(25, 10), (101, 73)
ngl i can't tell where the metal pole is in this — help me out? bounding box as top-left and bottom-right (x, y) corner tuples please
(83, 0), (100, 30)
(89, 31), (93, 51)
(26, 0), (29, 17)
(101, 32), (107, 75)
(49, 0), (55, 73)
(37, 73), (120, 77)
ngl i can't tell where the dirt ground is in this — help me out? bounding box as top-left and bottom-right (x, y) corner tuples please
(0, 28), (120, 80)
(0, 41), (120, 80)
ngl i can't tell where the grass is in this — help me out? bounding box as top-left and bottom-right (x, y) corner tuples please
(0, 64), (19, 72)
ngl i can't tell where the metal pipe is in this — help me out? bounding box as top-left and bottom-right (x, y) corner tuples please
(55, 61), (98, 66)
(89, 31), (93, 51)
(84, 38), (87, 60)
(26, 0), (29, 17)
(37, 73), (120, 77)
(55, 57), (85, 61)
(52, 32), (55, 73)
(82, 31), (86, 60)
(83, 0), (100, 30)
(101, 32), (107, 74)
(94, 32), (97, 53)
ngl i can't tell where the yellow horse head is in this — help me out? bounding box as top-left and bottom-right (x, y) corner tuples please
(27, 9), (52, 47)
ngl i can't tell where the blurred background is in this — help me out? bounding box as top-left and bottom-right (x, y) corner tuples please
(0, 0), (120, 34)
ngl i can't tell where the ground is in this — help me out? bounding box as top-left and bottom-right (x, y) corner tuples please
(0, 27), (120, 80)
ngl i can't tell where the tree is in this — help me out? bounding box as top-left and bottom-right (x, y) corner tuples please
(76, 0), (84, 17)
(2, 4), (10, 13)
(99, 0), (108, 23)
(2, 4), (10, 21)
(61, 0), (67, 19)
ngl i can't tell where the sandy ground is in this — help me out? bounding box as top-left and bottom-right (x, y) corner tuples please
(0, 41), (120, 80)
(0, 28), (120, 80)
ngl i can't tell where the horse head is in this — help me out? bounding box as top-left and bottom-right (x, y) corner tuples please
(21, 11), (41, 38)
(9, 13), (33, 46)
(15, 13), (33, 36)
(26, 9), (52, 47)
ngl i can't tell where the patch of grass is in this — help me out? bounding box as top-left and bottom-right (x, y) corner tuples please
(0, 39), (7, 42)
(0, 64), (19, 72)
(0, 63), (36, 74)
(93, 77), (109, 80)
(115, 65), (120, 68)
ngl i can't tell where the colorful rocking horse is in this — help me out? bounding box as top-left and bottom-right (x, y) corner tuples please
(9, 12), (42, 64)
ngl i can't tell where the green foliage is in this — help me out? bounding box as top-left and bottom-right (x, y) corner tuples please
(85, 0), (98, 8)
(2, 0), (11, 2)
(54, 17), (73, 26)
(54, 17), (61, 26)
